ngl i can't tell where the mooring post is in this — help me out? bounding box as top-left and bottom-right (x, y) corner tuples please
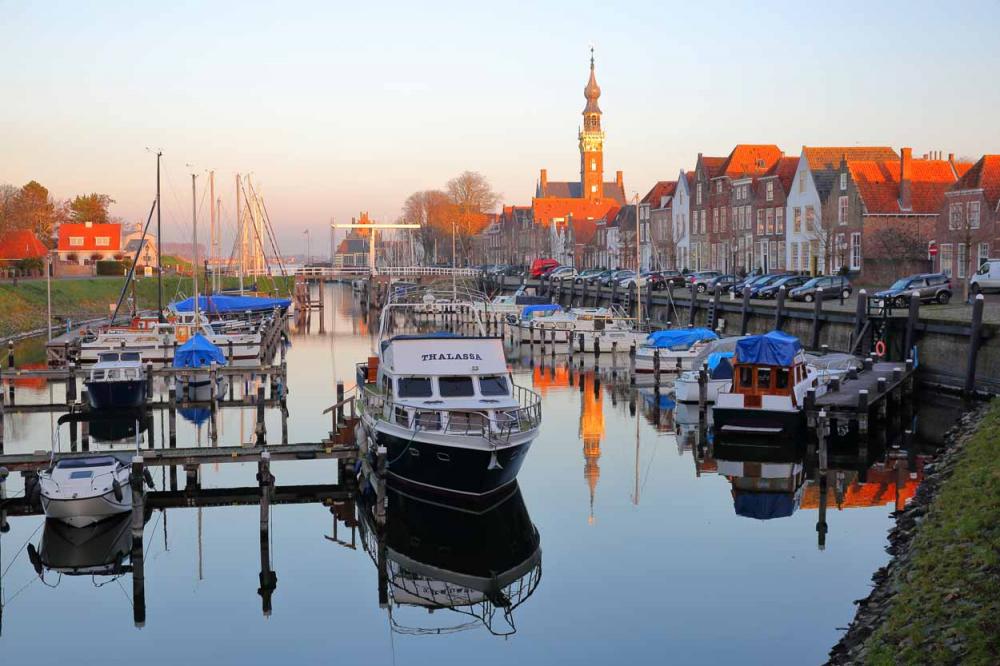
(130, 454), (146, 628)
(964, 293), (985, 396)
(317, 278), (326, 334)
(817, 410), (828, 470)
(0, 392), (4, 454)
(805, 388), (817, 428)
(698, 363), (708, 417)
(902, 291), (920, 362)
(375, 445), (388, 525)
(857, 389), (869, 434)
(688, 285), (697, 326)
(550, 329), (556, 357)
(336, 381), (345, 428)
(709, 285), (721, 330)
(0, 466), (8, 534)
(740, 285), (752, 335)
(853, 288), (868, 342)
(256, 384), (266, 446)
(66, 362), (77, 406)
(653, 348), (661, 388)
(594, 336), (600, 357)
(80, 405), (90, 451)
(145, 363), (154, 404)
(168, 380), (177, 449)
(810, 287), (824, 349)
(578, 332), (585, 354)
(774, 286), (786, 331)
(816, 468), (829, 551)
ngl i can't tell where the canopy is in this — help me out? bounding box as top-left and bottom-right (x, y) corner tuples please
(735, 330), (802, 366)
(706, 352), (734, 379)
(521, 304), (560, 318)
(645, 327), (717, 350)
(171, 295), (291, 315)
(173, 334), (227, 368)
(734, 492), (797, 520)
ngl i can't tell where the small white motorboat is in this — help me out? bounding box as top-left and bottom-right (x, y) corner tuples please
(39, 456), (133, 528)
(634, 327), (719, 372)
(675, 351), (735, 403)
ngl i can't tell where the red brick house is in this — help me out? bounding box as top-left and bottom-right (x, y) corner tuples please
(57, 222), (123, 264)
(690, 154), (725, 271)
(935, 154), (1000, 279)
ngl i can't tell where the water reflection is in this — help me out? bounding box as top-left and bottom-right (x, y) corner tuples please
(358, 483), (541, 637)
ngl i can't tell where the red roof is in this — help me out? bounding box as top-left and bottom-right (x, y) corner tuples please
(57, 223), (121, 252)
(849, 158), (958, 214)
(803, 146), (899, 171)
(952, 155), (1000, 210)
(0, 230), (49, 260)
(766, 156), (800, 193)
(531, 197), (620, 226)
(571, 217), (599, 245)
(642, 180), (677, 206)
(700, 157), (726, 179)
(722, 144), (783, 178)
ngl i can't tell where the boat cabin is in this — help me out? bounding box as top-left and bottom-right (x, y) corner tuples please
(730, 331), (812, 408)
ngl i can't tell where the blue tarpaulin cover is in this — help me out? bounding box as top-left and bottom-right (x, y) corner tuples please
(645, 327), (718, 349)
(735, 330), (802, 366)
(172, 295), (291, 314)
(521, 304), (560, 318)
(706, 352), (734, 379)
(734, 492), (796, 520)
(173, 334), (227, 368)
(642, 391), (675, 410)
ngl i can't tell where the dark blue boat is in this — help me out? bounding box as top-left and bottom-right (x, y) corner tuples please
(84, 352), (148, 410)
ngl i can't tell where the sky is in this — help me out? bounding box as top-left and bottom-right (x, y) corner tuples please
(1, 0), (999, 256)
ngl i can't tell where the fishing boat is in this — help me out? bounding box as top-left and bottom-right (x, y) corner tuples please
(173, 332), (227, 394)
(357, 289), (542, 498)
(359, 482), (541, 636)
(39, 455), (134, 528)
(633, 327), (719, 373)
(83, 351), (148, 410)
(712, 331), (829, 439)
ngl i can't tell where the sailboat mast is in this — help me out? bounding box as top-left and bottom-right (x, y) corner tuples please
(236, 173), (244, 295)
(209, 170), (216, 294)
(191, 173), (200, 322)
(156, 151), (164, 322)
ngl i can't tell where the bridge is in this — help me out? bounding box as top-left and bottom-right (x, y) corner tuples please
(293, 266), (483, 280)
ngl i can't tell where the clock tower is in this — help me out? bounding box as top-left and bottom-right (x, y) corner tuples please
(579, 50), (604, 202)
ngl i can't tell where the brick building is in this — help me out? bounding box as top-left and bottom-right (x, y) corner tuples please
(57, 222), (123, 264)
(935, 154), (1000, 279)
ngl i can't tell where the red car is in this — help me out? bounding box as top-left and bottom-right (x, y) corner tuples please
(529, 258), (560, 278)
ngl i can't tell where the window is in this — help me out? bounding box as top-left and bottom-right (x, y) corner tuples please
(766, 181), (774, 201)
(757, 367), (772, 388)
(439, 376), (474, 397)
(769, 240), (778, 270)
(793, 207), (802, 233)
(804, 241), (813, 271)
(949, 203), (962, 230)
(415, 411), (441, 430)
(696, 183), (703, 205)
(958, 243), (968, 279)
(838, 196), (849, 224)
(756, 209), (764, 235)
(979, 242), (989, 267)
(850, 232), (861, 271)
(95, 236), (110, 247)
(778, 241), (786, 269)
(776, 368), (790, 389)
(591, 184), (598, 193)
(940, 243), (953, 277)
(791, 242), (800, 270)
(776, 208), (784, 234)
(721, 207), (726, 232)
(591, 159), (597, 171)
(731, 207), (738, 230)
(701, 210), (707, 234)
(716, 180), (722, 194)
(840, 172), (848, 191)
(712, 208), (719, 233)
(398, 377), (432, 397)
(805, 206), (816, 231)
(968, 201), (981, 229)
(69, 236), (84, 247)
(740, 366), (753, 387)
(799, 171), (807, 193)
(766, 208), (774, 235)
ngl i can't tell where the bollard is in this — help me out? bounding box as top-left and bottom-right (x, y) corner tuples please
(964, 294), (985, 395)
(255, 384), (267, 446)
(810, 287), (824, 349)
(653, 348), (661, 387)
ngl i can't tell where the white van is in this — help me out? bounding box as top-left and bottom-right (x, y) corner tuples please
(970, 259), (1000, 294)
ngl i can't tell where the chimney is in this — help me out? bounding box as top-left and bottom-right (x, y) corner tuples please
(539, 169), (548, 195)
(616, 170), (624, 191)
(900, 147), (913, 211)
(948, 152), (955, 162)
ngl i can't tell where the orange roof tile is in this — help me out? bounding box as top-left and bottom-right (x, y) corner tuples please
(0, 230), (48, 260)
(952, 155), (1000, 209)
(803, 146), (899, 171)
(766, 156), (800, 193)
(531, 197), (620, 227)
(641, 180), (677, 206)
(849, 158), (958, 214)
(722, 144), (783, 178)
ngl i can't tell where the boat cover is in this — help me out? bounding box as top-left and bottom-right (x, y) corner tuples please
(520, 304), (560, 318)
(179, 407), (211, 425)
(645, 327), (717, 349)
(734, 492), (796, 520)
(171, 295), (291, 314)
(642, 391), (675, 410)
(173, 334), (227, 368)
(706, 352), (734, 379)
(735, 330), (801, 366)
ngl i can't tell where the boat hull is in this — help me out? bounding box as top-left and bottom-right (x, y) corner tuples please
(374, 429), (532, 498)
(84, 379), (147, 410)
(712, 406), (804, 440)
(41, 489), (132, 528)
(674, 377), (729, 403)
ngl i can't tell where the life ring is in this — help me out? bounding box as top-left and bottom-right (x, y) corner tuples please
(874, 340), (886, 358)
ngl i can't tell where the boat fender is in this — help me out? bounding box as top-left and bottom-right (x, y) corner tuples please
(143, 468), (155, 489)
(112, 479), (123, 502)
(27, 543), (43, 576)
(874, 340), (886, 358)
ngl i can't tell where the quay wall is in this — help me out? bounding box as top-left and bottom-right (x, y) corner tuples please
(488, 276), (1000, 395)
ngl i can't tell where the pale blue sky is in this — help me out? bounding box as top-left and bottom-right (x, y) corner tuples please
(1, 0), (998, 252)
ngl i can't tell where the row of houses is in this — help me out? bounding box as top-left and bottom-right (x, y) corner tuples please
(473, 145), (999, 283)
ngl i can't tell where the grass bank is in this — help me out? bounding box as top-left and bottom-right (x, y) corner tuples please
(862, 403), (1000, 664)
(0, 274), (292, 339)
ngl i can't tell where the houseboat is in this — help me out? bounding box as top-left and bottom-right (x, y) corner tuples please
(712, 331), (828, 439)
(633, 328), (719, 373)
(357, 290), (542, 498)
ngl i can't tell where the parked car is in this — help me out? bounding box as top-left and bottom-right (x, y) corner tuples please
(732, 272), (793, 297)
(873, 273), (952, 307)
(687, 271), (723, 293)
(753, 274), (812, 299)
(730, 272), (764, 294)
(653, 270), (687, 288)
(546, 266), (577, 281)
(600, 269), (633, 287)
(970, 259), (1000, 294)
(585, 269), (615, 285)
(615, 270), (638, 287)
(574, 268), (606, 284)
(788, 275), (853, 302)
(529, 258), (560, 278)
(708, 274), (739, 292)
(620, 270), (666, 290)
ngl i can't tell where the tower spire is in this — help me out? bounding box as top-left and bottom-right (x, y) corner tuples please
(579, 48), (604, 200)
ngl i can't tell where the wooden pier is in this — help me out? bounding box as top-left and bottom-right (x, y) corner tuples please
(806, 357), (916, 433)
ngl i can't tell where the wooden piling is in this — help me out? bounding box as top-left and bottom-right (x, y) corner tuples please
(168, 382), (177, 449)
(130, 455), (146, 628)
(810, 287), (824, 349)
(653, 348), (661, 388)
(903, 291), (920, 361)
(740, 286), (751, 335)
(336, 381), (345, 428)
(774, 286), (786, 331)
(964, 294), (985, 396)
(688, 285), (697, 326)
(0, 393), (5, 454)
(255, 384), (267, 446)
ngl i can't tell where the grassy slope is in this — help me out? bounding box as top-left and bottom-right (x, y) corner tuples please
(866, 402), (1000, 664)
(0, 274), (292, 338)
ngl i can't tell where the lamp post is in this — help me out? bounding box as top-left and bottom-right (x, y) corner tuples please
(634, 193), (642, 327)
(46, 250), (53, 341)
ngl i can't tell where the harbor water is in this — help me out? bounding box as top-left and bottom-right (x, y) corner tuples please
(0, 284), (963, 665)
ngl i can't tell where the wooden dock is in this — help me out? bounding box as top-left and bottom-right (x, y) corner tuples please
(806, 357), (916, 433)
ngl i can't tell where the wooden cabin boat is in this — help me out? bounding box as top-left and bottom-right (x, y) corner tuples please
(712, 331), (828, 438)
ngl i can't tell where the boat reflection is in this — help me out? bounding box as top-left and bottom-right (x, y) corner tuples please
(87, 411), (151, 445)
(715, 440), (806, 520)
(359, 482), (542, 637)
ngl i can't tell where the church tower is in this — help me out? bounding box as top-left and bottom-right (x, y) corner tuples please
(579, 49), (605, 201)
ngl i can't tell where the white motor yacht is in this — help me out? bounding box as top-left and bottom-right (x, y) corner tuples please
(40, 456), (133, 528)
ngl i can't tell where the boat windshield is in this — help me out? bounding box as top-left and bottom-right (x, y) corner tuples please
(121, 352), (141, 362)
(97, 353), (120, 363)
(58, 456), (117, 469)
(398, 377), (432, 398)
(479, 375), (509, 396)
(439, 376), (474, 397)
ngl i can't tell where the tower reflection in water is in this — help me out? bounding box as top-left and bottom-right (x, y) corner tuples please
(358, 482), (542, 637)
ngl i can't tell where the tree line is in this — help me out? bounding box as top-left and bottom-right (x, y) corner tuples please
(401, 170), (498, 265)
(0, 180), (117, 243)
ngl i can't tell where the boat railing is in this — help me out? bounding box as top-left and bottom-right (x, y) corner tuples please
(360, 383), (542, 439)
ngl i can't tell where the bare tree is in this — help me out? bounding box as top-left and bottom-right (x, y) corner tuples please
(402, 189), (452, 263)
